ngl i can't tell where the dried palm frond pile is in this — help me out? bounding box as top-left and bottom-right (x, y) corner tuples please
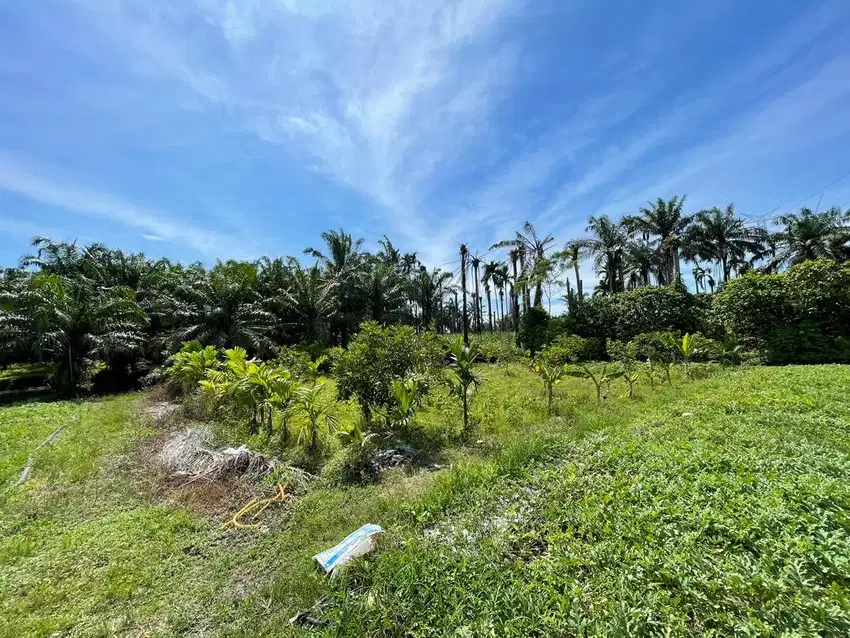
(157, 427), (314, 490)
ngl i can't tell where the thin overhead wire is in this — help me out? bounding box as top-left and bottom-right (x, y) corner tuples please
(741, 167), (850, 223)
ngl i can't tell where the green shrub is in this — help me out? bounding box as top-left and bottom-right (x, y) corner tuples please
(275, 347), (314, 380)
(712, 261), (850, 364)
(542, 334), (603, 366)
(613, 285), (704, 341)
(712, 273), (789, 351)
(518, 307), (550, 357)
(469, 332), (525, 363)
(785, 260), (850, 334)
(563, 285), (705, 343)
(627, 331), (679, 363)
(334, 322), (443, 422)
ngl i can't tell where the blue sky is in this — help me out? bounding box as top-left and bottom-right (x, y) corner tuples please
(2, 0), (850, 286)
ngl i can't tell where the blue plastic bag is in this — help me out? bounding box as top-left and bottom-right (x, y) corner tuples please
(313, 524), (383, 574)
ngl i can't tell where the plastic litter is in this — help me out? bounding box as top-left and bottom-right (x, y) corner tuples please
(313, 524), (383, 574)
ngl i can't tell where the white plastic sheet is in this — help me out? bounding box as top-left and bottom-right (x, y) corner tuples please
(313, 524), (383, 574)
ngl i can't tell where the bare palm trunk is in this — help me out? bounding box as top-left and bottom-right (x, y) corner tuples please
(460, 245), (469, 346)
(472, 263), (482, 335)
(499, 290), (505, 330)
(486, 288), (493, 331)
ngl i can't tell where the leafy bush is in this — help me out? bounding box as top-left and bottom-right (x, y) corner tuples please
(560, 285), (706, 352)
(613, 285), (704, 341)
(712, 261), (850, 364)
(469, 332), (525, 363)
(542, 334), (604, 366)
(712, 273), (789, 351)
(627, 331), (679, 363)
(334, 322), (443, 422)
(518, 307), (550, 357)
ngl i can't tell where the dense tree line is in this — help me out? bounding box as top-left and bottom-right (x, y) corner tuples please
(1, 199), (848, 393)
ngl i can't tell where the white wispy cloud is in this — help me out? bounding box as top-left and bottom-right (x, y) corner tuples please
(0, 156), (239, 258)
(69, 0), (521, 262)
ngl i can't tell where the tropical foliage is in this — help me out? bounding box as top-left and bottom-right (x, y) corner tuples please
(2, 200), (848, 394)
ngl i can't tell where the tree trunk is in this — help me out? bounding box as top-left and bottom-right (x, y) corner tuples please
(499, 291), (505, 330)
(460, 246), (469, 346)
(486, 286), (493, 331)
(472, 265), (481, 335)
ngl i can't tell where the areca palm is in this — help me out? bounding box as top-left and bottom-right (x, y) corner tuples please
(575, 215), (631, 294)
(491, 221), (555, 307)
(683, 204), (768, 282)
(470, 254), (482, 333)
(624, 195), (691, 284)
(771, 207), (850, 267)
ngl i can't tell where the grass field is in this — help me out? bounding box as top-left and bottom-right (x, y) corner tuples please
(1, 365), (849, 636)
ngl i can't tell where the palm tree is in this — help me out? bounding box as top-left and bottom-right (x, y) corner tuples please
(295, 383), (338, 457)
(482, 261), (499, 331)
(446, 336), (483, 439)
(623, 240), (657, 288)
(495, 263), (509, 330)
(0, 271), (146, 394)
(624, 195), (691, 285)
(459, 244), (470, 346)
(304, 229), (366, 346)
(364, 260), (406, 323)
(491, 222), (555, 307)
(682, 204), (768, 282)
(563, 241), (583, 302)
(283, 258), (337, 344)
(575, 215), (631, 294)
(170, 260), (276, 355)
(770, 206), (850, 267)
(470, 254), (482, 334)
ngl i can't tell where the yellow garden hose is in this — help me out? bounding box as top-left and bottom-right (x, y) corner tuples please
(221, 483), (289, 529)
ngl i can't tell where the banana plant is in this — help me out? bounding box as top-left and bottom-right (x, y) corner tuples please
(567, 363), (623, 404)
(621, 366), (640, 399)
(678, 333), (695, 377)
(531, 360), (566, 417)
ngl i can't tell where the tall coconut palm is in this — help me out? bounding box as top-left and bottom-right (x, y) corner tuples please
(482, 261), (500, 331)
(682, 204), (768, 282)
(624, 195), (691, 285)
(770, 206), (850, 267)
(575, 215), (631, 294)
(470, 254), (482, 334)
(491, 221), (555, 308)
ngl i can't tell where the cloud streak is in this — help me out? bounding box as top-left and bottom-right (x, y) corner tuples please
(0, 156), (239, 258)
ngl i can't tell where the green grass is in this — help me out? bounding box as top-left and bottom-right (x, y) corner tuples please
(1, 365), (849, 636)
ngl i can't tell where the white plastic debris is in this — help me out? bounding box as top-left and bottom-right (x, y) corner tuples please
(313, 524), (383, 574)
